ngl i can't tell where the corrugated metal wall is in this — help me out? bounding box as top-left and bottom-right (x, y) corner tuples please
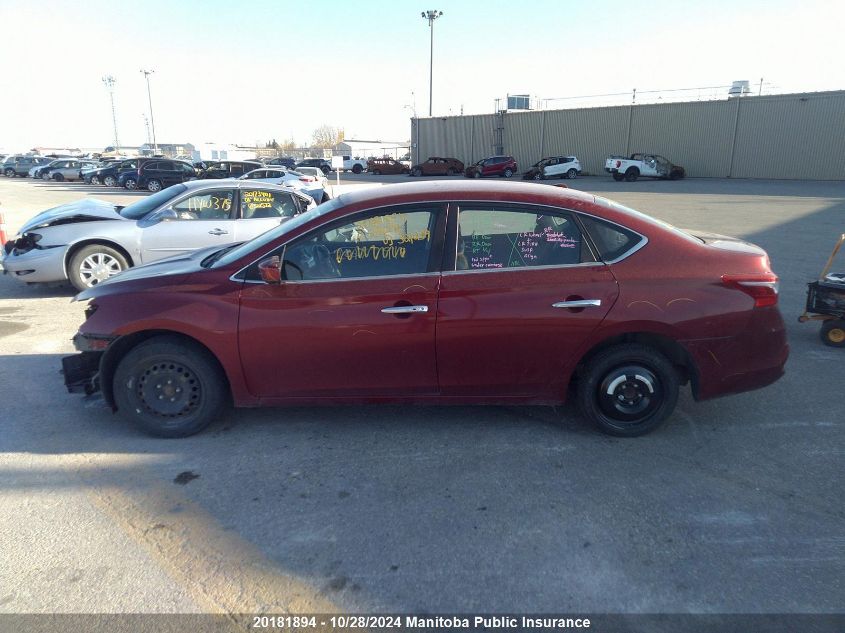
(411, 90), (845, 180)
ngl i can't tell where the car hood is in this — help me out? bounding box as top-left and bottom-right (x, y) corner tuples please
(19, 199), (125, 234)
(74, 243), (241, 301)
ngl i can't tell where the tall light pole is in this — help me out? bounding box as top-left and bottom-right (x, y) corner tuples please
(102, 75), (120, 153)
(140, 69), (158, 154)
(421, 10), (443, 117)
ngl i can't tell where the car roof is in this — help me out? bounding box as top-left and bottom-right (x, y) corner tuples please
(180, 178), (298, 192)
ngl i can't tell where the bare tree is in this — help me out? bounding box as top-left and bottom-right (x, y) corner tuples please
(312, 125), (343, 149)
(281, 138), (297, 152)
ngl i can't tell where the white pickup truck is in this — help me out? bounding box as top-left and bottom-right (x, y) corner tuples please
(333, 155), (368, 174)
(605, 153), (686, 182)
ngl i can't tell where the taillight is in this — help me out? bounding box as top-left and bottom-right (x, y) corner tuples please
(299, 176), (315, 182)
(721, 273), (779, 308)
(616, 160), (621, 168)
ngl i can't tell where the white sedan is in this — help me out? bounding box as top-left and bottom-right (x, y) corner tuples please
(239, 168), (327, 203)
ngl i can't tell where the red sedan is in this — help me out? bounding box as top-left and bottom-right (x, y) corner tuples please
(63, 181), (788, 438)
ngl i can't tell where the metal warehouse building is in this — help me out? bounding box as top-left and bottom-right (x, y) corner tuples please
(411, 90), (845, 180)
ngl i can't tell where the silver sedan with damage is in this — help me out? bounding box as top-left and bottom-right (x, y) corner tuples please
(0, 179), (315, 291)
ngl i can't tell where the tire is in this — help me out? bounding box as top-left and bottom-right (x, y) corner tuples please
(53, 173), (64, 182)
(68, 244), (129, 291)
(577, 343), (679, 437)
(612, 173), (625, 182)
(533, 172), (543, 181)
(123, 178), (137, 190)
(567, 168), (577, 179)
(91, 175), (100, 185)
(320, 165), (330, 175)
(412, 168), (422, 177)
(103, 175), (116, 187)
(372, 169), (381, 176)
(820, 319), (845, 347)
(113, 335), (227, 438)
(351, 164), (363, 174)
(147, 179), (162, 192)
(42, 172), (51, 181)
(504, 168), (513, 178)
(473, 171), (481, 179)
(624, 167), (639, 182)
(5, 168), (15, 177)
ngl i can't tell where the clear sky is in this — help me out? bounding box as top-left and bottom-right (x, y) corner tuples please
(0, 0), (842, 151)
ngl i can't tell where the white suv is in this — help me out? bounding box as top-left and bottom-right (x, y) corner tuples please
(524, 156), (581, 180)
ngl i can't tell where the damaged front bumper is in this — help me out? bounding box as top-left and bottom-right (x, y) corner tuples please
(61, 332), (117, 394)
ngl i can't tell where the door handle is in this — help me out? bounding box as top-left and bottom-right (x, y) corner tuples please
(381, 305), (429, 314)
(208, 228), (229, 236)
(552, 299), (602, 308)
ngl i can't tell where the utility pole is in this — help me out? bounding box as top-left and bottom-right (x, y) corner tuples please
(421, 10), (443, 117)
(102, 76), (120, 152)
(142, 113), (151, 146)
(759, 77), (764, 96)
(140, 69), (158, 154)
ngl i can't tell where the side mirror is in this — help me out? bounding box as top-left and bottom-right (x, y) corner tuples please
(258, 256), (282, 285)
(158, 209), (178, 222)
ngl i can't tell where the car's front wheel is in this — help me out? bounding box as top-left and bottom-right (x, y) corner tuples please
(412, 168), (422, 177)
(123, 178), (137, 190)
(3, 169), (14, 177)
(42, 172), (51, 181)
(351, 164), (363, 174)
(147, 178), (162, 192)
(68, 244), (129, 291)
(91, 175), (100, 185)
(577, 343), (679, 437)
(113, 336), (228, 438)
(504, 168), (513, 178)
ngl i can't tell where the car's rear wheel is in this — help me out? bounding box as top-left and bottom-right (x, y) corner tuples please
(504, 168), (513, 178)
(53, 173), (64, 182)
(625, 167), (639, 182)
(103, 175), (116, 187)
(351, 164), (363, 174)
(612, 173), (625, 182)
(577, 344), (679, 437)
(68, 244), (129, 291)
(820, 319), (845, 347)
(567, 168), (577, 179)
(113, 336), (227, 438)
(147, 178), (162, 192)
(123, 178), (137, 190)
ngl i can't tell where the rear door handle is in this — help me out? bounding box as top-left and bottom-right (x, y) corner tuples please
(552, 299), (602, 308)
(208, 228), (229, 236)
(381, 305), (429, 314)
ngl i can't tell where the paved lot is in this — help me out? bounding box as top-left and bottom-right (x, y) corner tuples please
(0, 175), (843, 617)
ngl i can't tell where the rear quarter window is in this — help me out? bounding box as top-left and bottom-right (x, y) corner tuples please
(578, 215), (644, 262)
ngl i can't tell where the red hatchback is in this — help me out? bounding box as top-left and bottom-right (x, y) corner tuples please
(63, 181), (788, 438)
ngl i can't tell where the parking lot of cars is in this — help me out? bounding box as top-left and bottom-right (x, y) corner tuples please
(0, 173), (843, 615)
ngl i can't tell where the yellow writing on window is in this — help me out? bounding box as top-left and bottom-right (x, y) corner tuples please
(335, 244), (407, 264)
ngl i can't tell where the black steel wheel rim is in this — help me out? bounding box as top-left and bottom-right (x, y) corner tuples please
(597, 365), (661, 423)
(136, 361), (201, 418)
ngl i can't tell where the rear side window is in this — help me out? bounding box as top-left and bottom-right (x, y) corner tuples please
(456, 207), (594, 270)
(578, 215), (644, 262)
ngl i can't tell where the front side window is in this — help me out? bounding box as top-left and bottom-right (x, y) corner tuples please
(278, 209), (437, 281)
(455, 207), (594, 271)
(171, 189), (235, 220)
(240, 189), (300, 219)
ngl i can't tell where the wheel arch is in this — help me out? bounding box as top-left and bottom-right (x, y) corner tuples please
(99, 330), (232, 411)
(64, 239), (136, 277)
(571, 330), (699, 397)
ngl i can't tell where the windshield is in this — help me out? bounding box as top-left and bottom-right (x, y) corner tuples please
(119, 184), (188, 219)
(211, 197), (346, 269)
